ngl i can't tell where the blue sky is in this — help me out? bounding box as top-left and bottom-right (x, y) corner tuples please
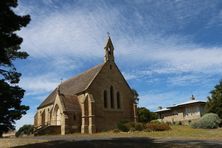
(14, 0), (222, 129)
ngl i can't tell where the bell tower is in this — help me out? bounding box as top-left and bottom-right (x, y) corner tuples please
(104, 35), (114, 63)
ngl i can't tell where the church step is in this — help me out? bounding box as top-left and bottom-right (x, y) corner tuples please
(34, 125), (61, 136)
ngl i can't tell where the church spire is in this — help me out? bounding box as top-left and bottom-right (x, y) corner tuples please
(104, 34), (114, 63)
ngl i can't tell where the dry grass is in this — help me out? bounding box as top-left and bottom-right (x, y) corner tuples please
(1, 125), (222, 147)
(0, 138), (47, 148)
(143, 125), (222, 140)
(97, 125), (222, 140)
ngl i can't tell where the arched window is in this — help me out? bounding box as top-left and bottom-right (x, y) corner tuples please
(54, 105), (61, 125)
(117, 92), (120, 109)
(41, 110), (46, 126)
(104, 90), (108, 108)
(110, 86), (114, 108)
(73, 113), (76, 121)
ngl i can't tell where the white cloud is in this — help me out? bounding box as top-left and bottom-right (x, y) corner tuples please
(51, 57), (81, 72)
(119, 41), (222, 74)
(17, 0), (222, 77)
(19, 7), (120, 58)
(122, 72), (139, 81)
(20, 74), (59, 95)
(19, 56), (83, 96)
(167, 74), (210, 86)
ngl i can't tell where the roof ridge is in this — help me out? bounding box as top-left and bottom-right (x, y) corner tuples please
(38, 63), (104, 109)
(83, 63), (106, 92)
(61, 63), (104, 86)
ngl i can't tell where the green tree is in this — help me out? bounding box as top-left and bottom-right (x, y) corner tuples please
(0, 0), (30, 137)
(132, 88), (139, 104)
(15, 124), (34, 137)
(205, 80), (222, 118)
(137, 107), (158, 123)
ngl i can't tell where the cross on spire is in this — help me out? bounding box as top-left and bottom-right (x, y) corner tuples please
(107, 32), (110, 37)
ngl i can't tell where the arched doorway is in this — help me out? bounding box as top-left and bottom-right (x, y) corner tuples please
(55, 105), (61, 125)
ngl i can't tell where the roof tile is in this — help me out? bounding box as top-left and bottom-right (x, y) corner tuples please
(38, 63), (104, 109)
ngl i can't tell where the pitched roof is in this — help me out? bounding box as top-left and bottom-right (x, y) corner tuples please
(38, 89), (57, 109)
(38, 63), (104, 109)
(59, 95), (81, 112)
(156, 108), (171, 113)
(171, 100), (206, 108)
(155, 100), (206, 113)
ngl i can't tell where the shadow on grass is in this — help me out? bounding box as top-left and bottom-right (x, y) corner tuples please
(14, 137), (222, 148)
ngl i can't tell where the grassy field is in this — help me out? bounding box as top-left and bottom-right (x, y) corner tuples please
(125, 126), (222, 140)
(100, 125), (222, 140)
(1, 125), (222, 147)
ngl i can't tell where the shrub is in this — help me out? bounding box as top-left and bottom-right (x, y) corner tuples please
(117, 120), (130, 132)
(117, 121), (144, 132)
(134, 122), (144, 131)
(145, 122), (171, 131)
(124, 122), (135, 131)
(16, 124), (34, 137)
(191, 113), (221, 129)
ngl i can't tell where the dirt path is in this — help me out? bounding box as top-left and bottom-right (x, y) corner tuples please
(1, 136), (222, 148)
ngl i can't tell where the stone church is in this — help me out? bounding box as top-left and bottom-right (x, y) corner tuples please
(34, 37), (137, 135)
